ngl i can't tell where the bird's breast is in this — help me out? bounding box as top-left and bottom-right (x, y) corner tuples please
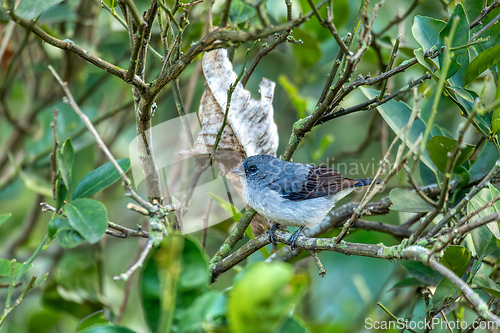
(244, 182), (335, 228)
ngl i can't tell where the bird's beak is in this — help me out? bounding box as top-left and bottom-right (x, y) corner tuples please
(231, 164), (245, 177)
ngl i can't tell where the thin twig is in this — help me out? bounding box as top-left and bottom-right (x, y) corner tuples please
(318, 73), (431, 124)
(308, 250), (327, 277)
(0, 275), (38, 325)
(373, 0), (420, 37)
(202, 197), (213, 249)
(211, 42), (257, 161)
(113, 238), (154, 281)
(471, 12), (500, 41)
(108, 221), (150, 238)
(241, 32), (290, 87)
(378, 35), (401, 100)
(470, 0), (500, 29)
(306, 0), (351, 56)
(152, 1), (329, 95)
(50, 108), (59, 199)
(317, 40), (347, 106)
(402, 246), (500, 326)
(4, 6), (147, 91)
(48, 65), (154, 211)
(428, 158), (500, 238)
(377, 302), (419, 333)
(219, 0), (233, 28)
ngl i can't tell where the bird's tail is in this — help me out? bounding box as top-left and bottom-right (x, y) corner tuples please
(354, 178), (380, 187)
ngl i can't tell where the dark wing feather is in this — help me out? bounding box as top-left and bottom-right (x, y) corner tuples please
(280, 165), (362, 201)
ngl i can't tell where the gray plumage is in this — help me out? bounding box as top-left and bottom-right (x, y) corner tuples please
(232, 154), (375, 231)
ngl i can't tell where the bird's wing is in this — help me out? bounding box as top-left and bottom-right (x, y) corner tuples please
(280, 165), (360, 201)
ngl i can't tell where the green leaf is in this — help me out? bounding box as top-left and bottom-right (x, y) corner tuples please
(493, 83), (500, 135)
(276, 316), (309, 333)
(229, 0), (257, 25)
(141, 236), (210, 333)
(73, 159), (130, 200)
(431, 277), (460, 311)
(56, 138), (74, 190)
(438, 4), (470, 78)
(465, 44), (500, 86)
(414, 48), (440, 81)
(15, 0), (64, 20)
(55, 178), (68, 210)
(10, 152), (53, 196)
(209, 193), (269, 257)
(177, 237), (209, 291)
(19, 170), (53, 197)
(0, 213), (11, 227)
(278, 75), (310, 118)
(48, 217), (85, 248)
(208, 193), (242, 223)
(47, 218), (85, 249)
(447, 86), (474, 103)
(471, 224), (498, 260)
(48, 217), (67, 239)
(472, 274), (500, 299)
(141, 256), (161, 333)
(102, 0), (119, 8)
(0, 259), (23, 278)
(412, 16), (446, 51)
(312, 135), (335, 162)
(420, 161), (437, 185)
(492, 119), (500, 136)
(42, 252), (107, 318)
(453, 165), (470, 189)
(360, 87), (437, 172)
(467, 187), (500, 239)
(448, 51), (470, 87)
(432, 125), (454, 138)
(177, 290), (227, 333)
(228, 262), (307, 333)
(389, 188), (434, 213)
(389, 277), (425, 291)
(77, 311), (111, 332)
(469, 141), (499, 182)
(464, 0), (500, 51)
(58, 230), (85, 248)
(79, 325), (136, 333)
(426, 136), (475, 173)
(439, 245), (471, 277)
(399, 261), (443, 286)
(64, 199), (107, 244)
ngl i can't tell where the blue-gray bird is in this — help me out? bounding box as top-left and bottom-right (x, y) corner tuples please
(231, 154), (376, 249)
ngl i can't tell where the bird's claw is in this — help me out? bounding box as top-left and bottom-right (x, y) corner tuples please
(287, 226), (304, 251)
(269, 223), (279, 245)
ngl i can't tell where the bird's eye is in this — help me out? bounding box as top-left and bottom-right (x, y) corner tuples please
(248, 165), (258, 174)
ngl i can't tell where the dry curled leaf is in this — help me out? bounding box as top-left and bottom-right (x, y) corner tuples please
(191, 47), (279, 236)
(192, 47), (279, 163)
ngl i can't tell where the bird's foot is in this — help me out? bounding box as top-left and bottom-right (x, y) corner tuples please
(287, 226), (304, 251)
(268, 223), (280, 245)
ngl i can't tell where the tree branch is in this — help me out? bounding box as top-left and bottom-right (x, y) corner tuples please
(402, 247), (500, 325)
(151, 1), (328, 95)
(318, 73), (431, 125)
(48, 66), (154, 212)
(4, 6), (147, 92)
(470, 0), (500, 29)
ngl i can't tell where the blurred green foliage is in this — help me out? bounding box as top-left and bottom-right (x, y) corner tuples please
(1, 0), (500, 332)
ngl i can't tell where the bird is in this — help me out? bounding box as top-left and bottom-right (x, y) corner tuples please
(231, 154), (376, 250)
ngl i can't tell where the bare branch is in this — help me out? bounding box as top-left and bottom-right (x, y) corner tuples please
(4, 6), (147, 92)
(470, 0), (500, 29)
(48, 66), (154, 211)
